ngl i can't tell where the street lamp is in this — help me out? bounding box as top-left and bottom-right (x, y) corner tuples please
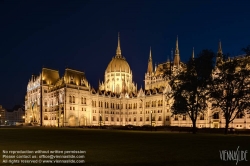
(100, 113), (102, 128)
(57, 113), (60, 128)
(151, 111), (152, 131)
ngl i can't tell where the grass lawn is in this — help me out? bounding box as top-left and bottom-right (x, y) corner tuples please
(0, 127), (249, 166)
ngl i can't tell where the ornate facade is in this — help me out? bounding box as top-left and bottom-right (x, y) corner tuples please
(25, 35), (250, 129)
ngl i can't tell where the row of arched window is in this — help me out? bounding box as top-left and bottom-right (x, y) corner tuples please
(145, 100), (163, 108)
(44, 99), (58, 107)
(44, 115), (57, 120)
(125, 103), (137, 109)
(92, 116), (162, 122)
(69, 96), (86, 104)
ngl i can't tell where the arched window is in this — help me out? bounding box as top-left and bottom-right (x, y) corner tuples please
(44, 115), (48, 120)
(213, 112), (219, 119)
(158, 116), (162, 121)
(236, 112), (244, 119)
(81, 97), (83, 104)
(69, 96), (72, 103)
(73, 96), (75, 103)
(84, 98), (86, 104)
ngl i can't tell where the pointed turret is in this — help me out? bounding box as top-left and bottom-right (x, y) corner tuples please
(175, 36), (179, 55)
(171, 48), (173, 61)
(216, 40), (223, 66)
(173, 36), (180, 68)
(116, 32), (122, 58)
(147, 47), (153, 74)
(217, 40), (223, 55)
(192, 47), (195, 59)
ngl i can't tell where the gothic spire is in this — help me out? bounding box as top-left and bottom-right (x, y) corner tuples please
(192, 47), (195, 59)
(173, 36), (180, 67)
(147, 47), (153, 74)
(116, 32), (122, 57)
(217, 40), (223, 55)
(216, 40), (223, 66)
(175, 36), (179, 55)
(149, 46), (152, 61)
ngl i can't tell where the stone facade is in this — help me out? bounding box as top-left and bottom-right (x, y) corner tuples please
(24, 35), (250, 129)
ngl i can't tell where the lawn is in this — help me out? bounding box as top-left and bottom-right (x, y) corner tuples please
(0, 127), (249, 166)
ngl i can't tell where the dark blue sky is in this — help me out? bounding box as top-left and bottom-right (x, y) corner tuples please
(1, 0), (249, 109)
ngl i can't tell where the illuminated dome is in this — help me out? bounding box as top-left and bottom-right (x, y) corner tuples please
(106, 56), (131, 73)
(99, 33), (136, 94)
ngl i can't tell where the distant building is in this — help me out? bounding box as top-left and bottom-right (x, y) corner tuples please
(24, 34), (250, 129)
(0, 105), (6, 125)
(5, 105), (25, 125)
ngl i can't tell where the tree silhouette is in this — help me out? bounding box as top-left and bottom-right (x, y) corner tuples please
(242, 45), (250, 56)
(208, 55), (250, 134)
(169, 49), (214, 134)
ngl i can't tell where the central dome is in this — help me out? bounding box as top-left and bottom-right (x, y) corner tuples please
(105, 33), (131, 73)
(106, 56), (131, 73)
(99, 33), (136, 94)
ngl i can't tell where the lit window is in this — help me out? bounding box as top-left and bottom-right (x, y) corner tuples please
(166, 116), (170, 121)
(236, 113), (244, 119)
(158, 116), (162, 121)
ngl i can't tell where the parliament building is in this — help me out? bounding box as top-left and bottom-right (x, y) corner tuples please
(25, 34), (250, 129)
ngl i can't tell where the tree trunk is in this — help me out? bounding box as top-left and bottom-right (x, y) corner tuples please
(224, 120), (229, 135)
(192, 120), (197, 134)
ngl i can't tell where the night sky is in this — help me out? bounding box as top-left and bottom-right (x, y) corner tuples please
(1, 0), (249, 109)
